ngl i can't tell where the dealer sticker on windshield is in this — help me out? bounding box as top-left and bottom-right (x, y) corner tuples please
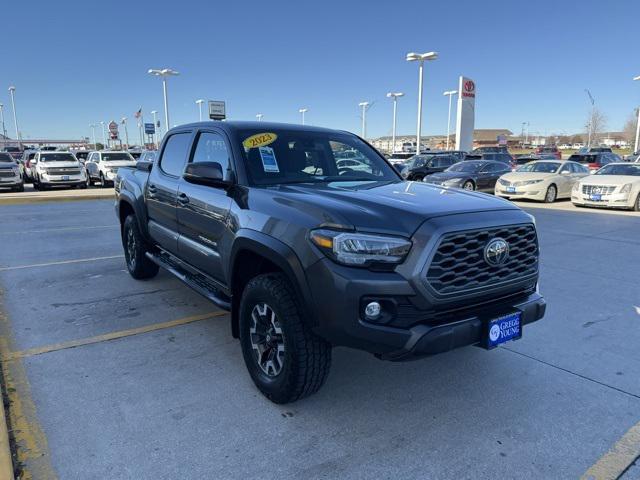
(243, 132), (277, 149)
(259, 146), (279, 173)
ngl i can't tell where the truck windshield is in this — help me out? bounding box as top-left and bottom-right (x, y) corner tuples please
(40, 153), (76, 162)
(102, 153), (134, 162)
(238, 129), (399, 186)
(0, 154), (13, 163)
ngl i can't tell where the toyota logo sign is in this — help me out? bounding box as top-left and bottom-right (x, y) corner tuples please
(464, 80), (475, 93)
(484, 238), (510, 266)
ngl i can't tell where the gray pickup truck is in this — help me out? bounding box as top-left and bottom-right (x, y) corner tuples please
(115, 121), (545, 404)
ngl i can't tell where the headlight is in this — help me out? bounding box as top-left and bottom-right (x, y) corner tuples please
(521, 179), (543, 186)
(12, 167), (19, 175)
(620, 183), (632, 193)
(572, 182), (580, 192)
(443, 178), (462, 186)
(310, 229), (412, 267)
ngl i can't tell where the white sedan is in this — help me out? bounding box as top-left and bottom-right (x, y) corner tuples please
(571, 163), (640, 211)
(495, 160), (589, 203)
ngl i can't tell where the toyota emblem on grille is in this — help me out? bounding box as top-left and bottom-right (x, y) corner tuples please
(484, 238), (510, 266)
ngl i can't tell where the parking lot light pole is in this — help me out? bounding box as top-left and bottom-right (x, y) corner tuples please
(633, 76), (640, 152)
(90, 124), (97, 149)
(0, 103), (6, 147)
(358, 101), (370, 139)
(121, 118), (129, 149)
(100, 121), (107, 148)
(386, 93), (404, 153)
(443, 90), (457, 150)
(148, 68), (179, 136)
(256, 113), (263, 121)
(195, 99), (205, 121)
(8, 86), (20, 146)
(585, 89), (595, 148)
(406, 52), (437, 153)
(299, 108), (308, 125)
(150, 110), (159, 148)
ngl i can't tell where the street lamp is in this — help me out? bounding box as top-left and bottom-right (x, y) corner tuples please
(195, 99), (205, 121)
(0, 104), (6, 148)
(121, 117), (129, 148)
(148, 68), (180, 135)
(358, 101), (370, 139)
(256, 113), (264, 121)
(100, 121), (107, 148)
(90, 124), (97, 149)
(299, 108), (308, 125)
(633, 76), (640, 153)
(442, 90), (458, 150)
(386, 92), (404, 153)
(8, 86), (20, 145)
(406, 51), (438, 153)
(150, 110), (159, 148)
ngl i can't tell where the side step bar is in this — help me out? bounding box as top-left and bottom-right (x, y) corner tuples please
(145, 251), (231, 311)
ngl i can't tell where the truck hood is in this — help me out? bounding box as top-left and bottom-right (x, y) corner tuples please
(104, 160), (136, 168)
(265, 180), (518, 235)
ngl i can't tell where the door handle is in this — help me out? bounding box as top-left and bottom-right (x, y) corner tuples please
(178, 193), (190, 205)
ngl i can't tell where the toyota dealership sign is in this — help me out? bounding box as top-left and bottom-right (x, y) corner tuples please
(455, 76), (476, 152)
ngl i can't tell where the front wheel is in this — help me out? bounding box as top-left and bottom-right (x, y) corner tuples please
(544, 184), (557, 203)
(634, 193), (640, 212)
(99, 173), (107, 188)
(462, 180), (475, 191)
(239, 273), (332, 404)
(122, 215), (159, 279)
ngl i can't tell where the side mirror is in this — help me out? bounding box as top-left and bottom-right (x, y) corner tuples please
(183, 162), (229, 187)
(561, 170), (570, 175)
(136, 161), (153, 172)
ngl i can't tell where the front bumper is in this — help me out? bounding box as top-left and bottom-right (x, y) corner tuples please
(0, 174), (23, 187)
(306, 257), (545, 361)
(40, 173), (85, 186)
(571, 192), (635, 209)
(495, 185), (545, 201)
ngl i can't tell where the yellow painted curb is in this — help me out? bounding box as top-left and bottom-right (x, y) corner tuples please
(0, 376), (14, 480)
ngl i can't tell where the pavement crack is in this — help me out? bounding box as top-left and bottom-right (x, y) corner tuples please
(503, 347), (640, 400)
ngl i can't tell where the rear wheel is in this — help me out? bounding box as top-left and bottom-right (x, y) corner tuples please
(239, 273), (332, 404)
(544, 184), (557, 203)
(462, 180), (475, 191)
(122, 214), (159, 279)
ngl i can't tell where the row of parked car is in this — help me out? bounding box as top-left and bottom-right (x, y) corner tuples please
(0, 148), (158, 192)
(387, 147), (640, 211)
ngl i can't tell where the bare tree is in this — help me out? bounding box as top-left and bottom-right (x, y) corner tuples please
(623, 110), (638, 148)
(585, 108), (607, 145)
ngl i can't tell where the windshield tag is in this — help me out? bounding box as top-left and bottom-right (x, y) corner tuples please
(259, 146), (279, 173)
(243, 132), (277, 149)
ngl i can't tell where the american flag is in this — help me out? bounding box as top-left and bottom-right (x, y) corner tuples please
(134, 108), (142, 119)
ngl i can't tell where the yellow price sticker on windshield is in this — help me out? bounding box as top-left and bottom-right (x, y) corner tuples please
(243, 132), (277, 149)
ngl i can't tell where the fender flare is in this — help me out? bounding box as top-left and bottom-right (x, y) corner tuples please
(117, 189), (151, 243)
(229, 230), (318, 336)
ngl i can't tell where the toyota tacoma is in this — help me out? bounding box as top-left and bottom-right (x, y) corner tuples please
(115, 121), (545, 404)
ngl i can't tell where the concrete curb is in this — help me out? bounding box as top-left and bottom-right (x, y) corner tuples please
(0, 385), (13, 480)
(0, 190), (114, 206)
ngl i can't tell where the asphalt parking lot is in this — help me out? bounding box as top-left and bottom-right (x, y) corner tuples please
(0, 199), (639, 479)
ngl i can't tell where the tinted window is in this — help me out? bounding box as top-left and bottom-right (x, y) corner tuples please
(0, 153), (13, 163)
(191, 132), (231, 179)
(40, 153), (76, 162)
(159, 133), (192, 176)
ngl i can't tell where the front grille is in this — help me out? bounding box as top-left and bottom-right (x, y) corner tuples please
(0, 170), (15, 178)
(46, 167), (81, 176)
(582, 185), (616, 195)
(426, 224), (538, 296)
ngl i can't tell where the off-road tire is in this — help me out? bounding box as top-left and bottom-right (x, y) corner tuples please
(122, 214), (159, 279)
(239, 273), (332, 404)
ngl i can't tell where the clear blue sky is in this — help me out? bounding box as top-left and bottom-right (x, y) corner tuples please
(2, 0), (639, 141)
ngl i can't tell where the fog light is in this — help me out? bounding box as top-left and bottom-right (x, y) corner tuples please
(365, 301), (381, 319)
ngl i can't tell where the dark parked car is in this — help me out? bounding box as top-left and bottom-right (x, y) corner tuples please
(470, 146), (509, 154)
(567, 152), (621, 172)
(465, 151), (515, 168)
(535, 146), (561, 159)
(115, 121), (545, 403)
(423, 160), (512, 191)
(401, 153), (462, 180)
